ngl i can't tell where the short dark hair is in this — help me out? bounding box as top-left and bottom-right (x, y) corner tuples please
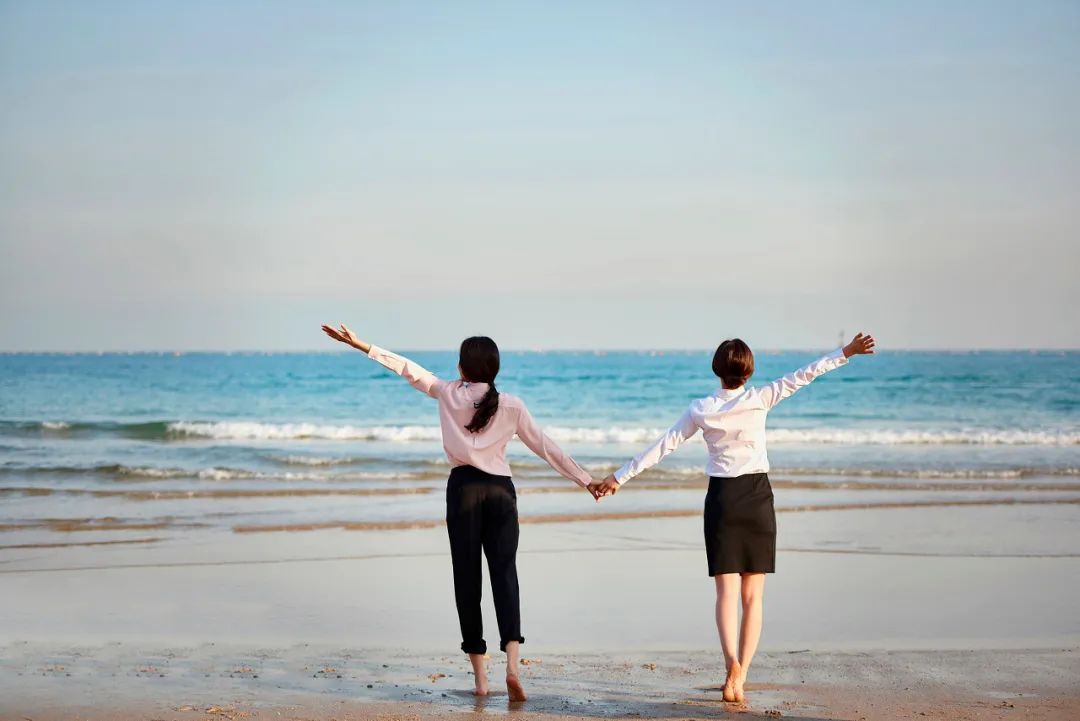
(712, 339), (754, 388)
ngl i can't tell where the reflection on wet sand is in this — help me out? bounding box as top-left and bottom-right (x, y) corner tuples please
(231, 497), (1080, 534)
(4, 498), (1078, 537)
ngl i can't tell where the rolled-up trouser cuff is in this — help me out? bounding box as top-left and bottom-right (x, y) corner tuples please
(499, 636), (524, 652)
(461, 640), (487, 655)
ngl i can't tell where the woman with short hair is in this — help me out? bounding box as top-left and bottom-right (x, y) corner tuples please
(591, 333), (876, 703)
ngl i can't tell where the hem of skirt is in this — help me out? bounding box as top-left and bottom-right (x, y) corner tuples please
(499, 636), (525, 652)
(708, 568), (775, 576)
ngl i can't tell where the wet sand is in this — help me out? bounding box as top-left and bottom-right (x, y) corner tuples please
(2, 506), (1079, 719)
(3, 645), (1077, 720)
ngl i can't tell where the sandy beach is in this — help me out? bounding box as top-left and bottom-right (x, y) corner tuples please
(3, 504), (1078, 720)
(4, 644), (1078, 721)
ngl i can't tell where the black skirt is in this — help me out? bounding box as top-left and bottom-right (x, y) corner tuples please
(703, 472), (776, 576)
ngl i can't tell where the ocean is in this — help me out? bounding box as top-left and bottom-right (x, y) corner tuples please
(1, 349), (1078, 543)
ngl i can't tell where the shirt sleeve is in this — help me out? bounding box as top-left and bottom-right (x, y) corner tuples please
(759, 347), (848, 410)
(613, 407), (699, 485)
(514, 403), (592, 488)
(366, 344), (445, 399)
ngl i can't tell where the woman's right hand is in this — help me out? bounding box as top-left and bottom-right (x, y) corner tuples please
(321, 323), (369, 352)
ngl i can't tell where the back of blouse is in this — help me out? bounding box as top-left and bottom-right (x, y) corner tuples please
(366, 345), (592, 488)
(614, 348), (849, 482)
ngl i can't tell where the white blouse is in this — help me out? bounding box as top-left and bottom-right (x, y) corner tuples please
(614, 348), (849, 483)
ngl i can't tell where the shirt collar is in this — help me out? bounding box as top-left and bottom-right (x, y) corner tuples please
(716, 385), (745, 398)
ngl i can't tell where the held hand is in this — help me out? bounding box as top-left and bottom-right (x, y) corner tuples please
(321, 323), (367, 351)
(588, 474), (621, 500)
(843, 332), (876, 358)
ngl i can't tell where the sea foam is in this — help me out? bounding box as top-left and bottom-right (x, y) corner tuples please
(167, 421), (1079, 446)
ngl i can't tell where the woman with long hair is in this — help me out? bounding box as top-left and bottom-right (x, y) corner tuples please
(590, 333), (876, 703)
(321, 324), (596, 701)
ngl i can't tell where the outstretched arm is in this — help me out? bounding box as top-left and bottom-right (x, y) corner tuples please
(321, 323), (444, 399)
(760, 332), (875, 410)
(514, 403), (594, 491)
(591, 408), (699, 498)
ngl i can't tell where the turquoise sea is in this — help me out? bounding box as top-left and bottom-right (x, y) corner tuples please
(1, 349), (1078, 541)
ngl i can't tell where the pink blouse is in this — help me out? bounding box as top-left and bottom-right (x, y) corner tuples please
(366, 345), (592, 488)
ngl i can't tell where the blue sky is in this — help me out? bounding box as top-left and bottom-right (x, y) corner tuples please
(1, 1), (1077, 350)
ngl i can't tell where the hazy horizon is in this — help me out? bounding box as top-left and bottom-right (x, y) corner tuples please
(2, 1), (1078, 352)
(1, 345), (1076, 354)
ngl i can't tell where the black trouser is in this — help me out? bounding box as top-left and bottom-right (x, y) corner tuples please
(446, 465), (524, 655)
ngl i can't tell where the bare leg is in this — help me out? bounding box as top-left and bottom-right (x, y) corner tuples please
(468, 653), (488, 696)
(734, 572), (765, 702)
(504, 640), (527, 702)
(714, 573), (741, 702)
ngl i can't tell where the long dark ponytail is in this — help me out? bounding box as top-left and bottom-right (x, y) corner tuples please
(460, 336), (500, 433)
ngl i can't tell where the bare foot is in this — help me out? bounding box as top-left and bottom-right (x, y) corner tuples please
(733, 668), (747, 704)
(468, 652), (488, 696)
(722, 660), (741, 703)
(506, 673), (527, 702)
